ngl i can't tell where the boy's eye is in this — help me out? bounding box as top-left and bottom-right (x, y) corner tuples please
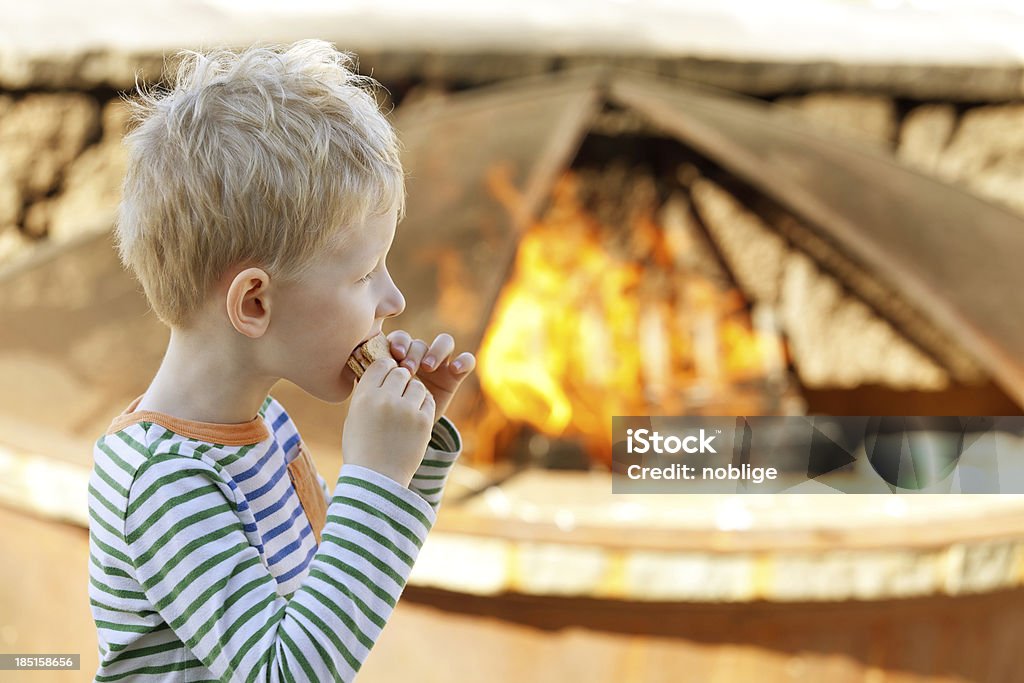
(357, 257), (387, 284)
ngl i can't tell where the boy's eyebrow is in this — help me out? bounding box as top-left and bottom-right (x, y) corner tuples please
(350, 241), (389, 273)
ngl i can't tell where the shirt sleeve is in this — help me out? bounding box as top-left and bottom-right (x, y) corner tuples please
(123, 452), (437, 682)
(407, 416), (462, 511)
(316, 417), (463, 510)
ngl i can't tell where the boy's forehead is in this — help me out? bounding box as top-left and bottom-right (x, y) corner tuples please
(330, 213), (396, 261)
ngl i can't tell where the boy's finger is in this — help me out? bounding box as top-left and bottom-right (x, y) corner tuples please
(386, 330), (413, 358)
(418, 387), (436, 415)
(359, 357), (398, 387)
(421, 333), (455, 371)
(382, 364), (415, 392)
(400, 339), (429, 373)
(450, 352), (476, 374)
(403, 377), (427, 401)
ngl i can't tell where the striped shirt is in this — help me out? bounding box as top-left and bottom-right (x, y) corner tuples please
(88, 393), (461, 682)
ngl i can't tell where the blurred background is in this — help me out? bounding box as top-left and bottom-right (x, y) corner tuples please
(4, 0), (1024, 680)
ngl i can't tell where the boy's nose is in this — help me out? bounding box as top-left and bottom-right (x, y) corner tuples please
(381, 280), (405, 319)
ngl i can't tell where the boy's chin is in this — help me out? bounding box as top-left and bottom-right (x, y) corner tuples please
(296, 369), (356, 404)
(330, 373), (357, 403)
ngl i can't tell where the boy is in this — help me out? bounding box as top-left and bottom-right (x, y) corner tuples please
(87, 40), (476, 682)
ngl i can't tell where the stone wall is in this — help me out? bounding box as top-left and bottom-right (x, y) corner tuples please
(774, 92), (1024, 216)
(0, 92), (127, 263)
(2, 64), (1023, 274)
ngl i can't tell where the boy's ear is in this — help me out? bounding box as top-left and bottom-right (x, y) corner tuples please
(225, 267), (272, 338)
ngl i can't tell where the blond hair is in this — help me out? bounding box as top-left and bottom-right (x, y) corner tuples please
(115, 40), (406, 328)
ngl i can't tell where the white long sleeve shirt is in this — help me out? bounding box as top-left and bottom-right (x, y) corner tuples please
(88, 393), (461, 682)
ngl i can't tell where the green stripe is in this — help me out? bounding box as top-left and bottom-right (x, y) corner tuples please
(330, 517), (415, 569)
(331, 497), (423, 548)
(307, 566), (384, 629)
(315, 553), (396, 608)
(419, 459), (455, 469)
(437, 417), (461, 449)
(196, 569), (270, 655)
(94, 620), (162, 634)
(90, 531), (132, 566)
(89, 508), (125, 542)
(412, 473), (447, 481)
(337, 476), (431, 530)
(151, 428), (177, 453)
(103, 637), (183, 666)
(92, 457), (129, 499)
(126, 479), (229, 538)
(207, 590), (277, 669)
(417, 486), (444, 495)
(247, 645), (275, 683)
(136, 521), (238, 581)
(126, 463), (224, 519)
(97, 436), (138, 476)
(432, 417), (460, 454)
(105, 623), (171, 651)
(290, 609), (347, 680)
(128, 485), (223, 553)
(90, 575), (145, 601)
(89, 483), (123, 518)
(176, 556), (264, 637)
(299, 583), (372, 653)
(280, 628), (318, 683)
(219, 442), (259, 467)
(90, 552), (131, 578)
(94, 657), (205, 682)
(320, 533), (405, 587)
(234, 605), (287, 682)
(292, 618), (344, 679)
(148, 542), (249, 609)
(113, 429), (154, 460)
(129, 500), (235, 557)
(89, 598), (157, 619)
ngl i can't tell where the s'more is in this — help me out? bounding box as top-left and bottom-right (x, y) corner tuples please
(346, 333), (393, 380)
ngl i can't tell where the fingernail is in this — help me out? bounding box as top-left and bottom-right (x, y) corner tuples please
(402, 360), (416, 371)
(452, 360), (463, 372)
(422, 356), (436, 370)
(394, 343), (406, 356)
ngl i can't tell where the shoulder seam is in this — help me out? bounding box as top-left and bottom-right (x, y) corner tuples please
(120, 446), (240, 554)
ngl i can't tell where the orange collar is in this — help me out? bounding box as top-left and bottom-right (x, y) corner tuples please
(106, 395), (271, 445)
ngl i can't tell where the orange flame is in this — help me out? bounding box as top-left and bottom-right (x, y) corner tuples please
(477, 171), (786, 466)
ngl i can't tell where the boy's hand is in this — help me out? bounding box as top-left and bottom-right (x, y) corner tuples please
(386, 331), (476, 425)
(343, 357), (435, 488)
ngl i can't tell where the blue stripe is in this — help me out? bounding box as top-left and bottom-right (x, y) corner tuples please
(247, 462), (288, 501)
(281, 433), (299, 456)
(254, 486), (297, 522)
(275, 541), (318, 583)
(267, 523), (312, 566)
(234, 442), (279, 482)
(262, 504), (306, 544)
(272, 411), (289, 431)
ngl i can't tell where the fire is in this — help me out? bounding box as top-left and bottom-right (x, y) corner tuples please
(477, 170), (787, 467)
